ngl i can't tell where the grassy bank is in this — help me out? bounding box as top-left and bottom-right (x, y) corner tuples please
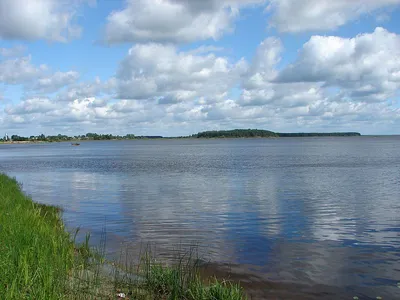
(0, 174), (75, 299)
(0, 174), (246, 299)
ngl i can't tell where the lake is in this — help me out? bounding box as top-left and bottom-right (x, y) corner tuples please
(1, 137), (399, 299)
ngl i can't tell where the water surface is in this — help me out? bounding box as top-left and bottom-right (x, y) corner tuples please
(1, 138), (399, 299)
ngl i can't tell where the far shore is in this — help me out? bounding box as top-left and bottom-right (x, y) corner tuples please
(1, 136), (384, 145)
(1, 135), (388, 145)
(0, 140), (50, 144)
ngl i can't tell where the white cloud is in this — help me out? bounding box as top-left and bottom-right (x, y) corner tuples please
(5, 97), (101, 121)
(267, 0), (400, 33)
(240, 83), (325, 108)
(5, 98), (57, 115)
(239, 37), (325, 108)
(105, 0), (264, 44)
(2, 96), (168, 134)
(56, 77), (117, 102)
(244, 37), (282, 89)
(0, 0), (92, 42)
(187, 45), (225, 55)
(104, 0), (400, 43)
(0, 46), (113, 95)
(0, 53), (83, 93)
(277, 27), (400, 103)
(35, 71), (80, 93)
(2, 20), (400, 135)
(117, 43), (247, 102)
(2, 90), (400, 135)
(0, 56), (46, 84)
(221, 30), (400, 133)
(0, 45), (25, 57)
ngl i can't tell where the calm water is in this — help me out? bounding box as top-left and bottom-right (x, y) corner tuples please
(1, 138), (400, 299)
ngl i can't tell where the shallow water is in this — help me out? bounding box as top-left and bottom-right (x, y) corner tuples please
(1, 137), (399, 299)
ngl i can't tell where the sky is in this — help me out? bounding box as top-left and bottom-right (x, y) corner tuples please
(0, 0), (400, 136)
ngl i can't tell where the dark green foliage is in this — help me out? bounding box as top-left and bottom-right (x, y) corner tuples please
(135, 136), (163, 139)
(195, 129), (278, 138)
(194, 129), (361, 138)
(10, 135), (29, 141)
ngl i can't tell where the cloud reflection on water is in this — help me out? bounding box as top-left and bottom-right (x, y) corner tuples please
(1, 138), (399, 298)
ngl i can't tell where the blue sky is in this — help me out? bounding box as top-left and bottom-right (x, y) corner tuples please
(0, 0), (400, 136)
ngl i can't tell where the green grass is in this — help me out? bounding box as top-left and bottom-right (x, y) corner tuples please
(141, 263), (245, 300)
(0, 174), (247, 300)
(111, 246), (246, 300)
(0, 174), (74, 299)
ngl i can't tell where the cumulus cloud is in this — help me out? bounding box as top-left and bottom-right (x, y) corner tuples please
(0, 53), (82, 93)
(117, 43), (247, 102)
(244, 37), (282, 89)
(2, 92), (400, 136)
(267, 0), (400, 33)
(0, 45), (25, 57)
(2, 96), (167, 134)
(105, 0), (264, 44)
(34, 71), (80, 93)
(5, 98), (57, 115)
(2, 21), (400, 135)
(240, 83), (325, 108)
(104, 0), (400, 44)
(277, 27), (400, 103)
(0, 56), (47, 84)
(56, 77), (117, 102)
(0, 0), (92, 42)
(219, 29), (400, 133)
(5, 97), (102, 121)
(239, 37), (325, 108)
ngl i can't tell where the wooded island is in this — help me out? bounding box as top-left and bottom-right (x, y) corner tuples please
(192, 129), (361, 138)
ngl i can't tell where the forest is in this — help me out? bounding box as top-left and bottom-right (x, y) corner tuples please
(194, 129), (361, 138)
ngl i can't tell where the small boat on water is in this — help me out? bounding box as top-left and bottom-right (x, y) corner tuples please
(71, 143), (80, 146)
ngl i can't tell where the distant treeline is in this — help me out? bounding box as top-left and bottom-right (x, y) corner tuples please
(194, 129), (278, 138)
(193, 129), (361, 138)
(277, 132), (361, 137)
(1, 129), (361, 143)
(1, 133), (163, 142)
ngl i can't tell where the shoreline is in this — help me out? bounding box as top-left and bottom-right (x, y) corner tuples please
(0, 129), (362, 144)
(0, 140), (50, 144)
(0, 135), (372, 145)
(0, 173), (390, 299)
(0, 173), (247, 299)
